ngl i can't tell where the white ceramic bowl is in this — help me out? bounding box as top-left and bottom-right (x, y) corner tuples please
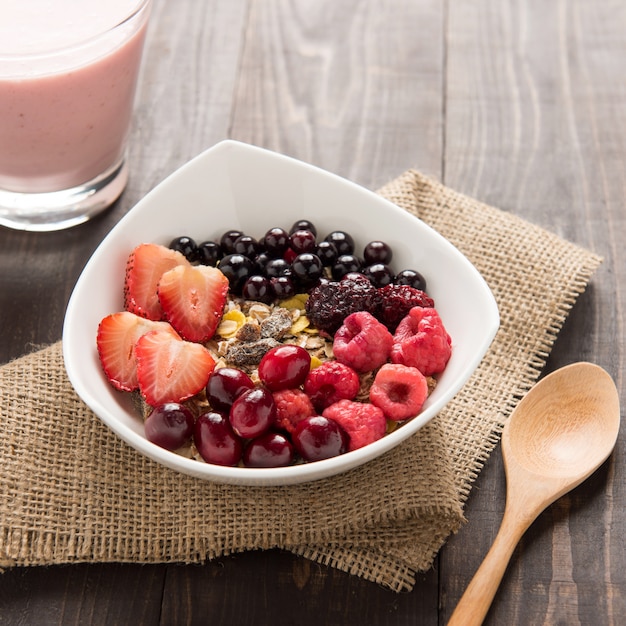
(63, 140), (499, 486)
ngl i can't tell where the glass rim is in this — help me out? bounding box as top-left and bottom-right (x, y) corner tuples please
(0, 0), (151, 61)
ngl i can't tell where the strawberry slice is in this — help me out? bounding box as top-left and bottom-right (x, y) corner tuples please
(135, 329), (216, 405)
(157, 264), (229, 342)
(124, 243), (190, 320)
(96, 311), (179, 392)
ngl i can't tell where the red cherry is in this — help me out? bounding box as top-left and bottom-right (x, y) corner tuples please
(205, 367), (255, 414)
(257, 345), (311, 391)
(230, 387), (277, 439)
(194, 411), (242, 466)
(243, 432), (295, 468)
(292, 415), (348, 462)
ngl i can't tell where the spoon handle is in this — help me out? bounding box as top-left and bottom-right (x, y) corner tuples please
(447, 508), (532, 626)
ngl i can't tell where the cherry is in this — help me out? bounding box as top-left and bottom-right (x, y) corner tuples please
(194, 411), (243, 466)
(205, 367), (255, 414)
(292, 415), (348, 462)
(243, 432), (295, 468)
(258, 345), (311, 391)
(230, 387), (277, 438)
(144, 402), (195, 451)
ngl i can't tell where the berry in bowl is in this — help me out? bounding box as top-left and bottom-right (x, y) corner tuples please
(63, 140), (499, 486)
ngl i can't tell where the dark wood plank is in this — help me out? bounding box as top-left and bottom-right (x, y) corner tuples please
(1, 0), (624, 623)
(0, 564), (165, 626)
(441, 0), (626, 623)
(0, 1), (249, 624)
(158, 1), (447, 623)
(162, 551), (438, 626)
(229, 0), (445, 189)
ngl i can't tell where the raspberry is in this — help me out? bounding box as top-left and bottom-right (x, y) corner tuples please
(305, 273), (382, 336)
(377, 284), (434, 332)
(333, 311), (393, 373)
(391, 307), (452, 376)
(369, 363), (428, 421)
(272, 388), (316, 434)
(303, 361), (360, 411)
(322, 399), (386, 451)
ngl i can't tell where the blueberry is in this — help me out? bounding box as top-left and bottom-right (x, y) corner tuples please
(219, 253), (255, 294)
(291, 253), (324, 284)
(325, 230), (354, 255)
(262, 227), (290, 258)
(196, 240), (222, 266)
(362, 263), (394, 288)
(331, 254), (362, 280)
(363, 241), (393, 265)
(220, 230), (244, 254)
(169, 236), (198, 262)
(232, 234), (259, 258)
(290, 220), (317, 237)
(394, 269), (427, 292)
(315, 240), (338, 266)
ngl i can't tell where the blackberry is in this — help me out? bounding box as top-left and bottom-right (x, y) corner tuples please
(377, 284), (435, 332)
(305, 273), (382, 336)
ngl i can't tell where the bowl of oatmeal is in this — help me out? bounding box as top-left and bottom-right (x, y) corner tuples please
(63, 140), (499, 485)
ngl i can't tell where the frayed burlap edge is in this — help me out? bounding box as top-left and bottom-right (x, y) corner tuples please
(0, 170), (602, 593)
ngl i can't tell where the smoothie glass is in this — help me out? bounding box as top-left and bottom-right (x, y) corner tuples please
(0, 0), (152, 231)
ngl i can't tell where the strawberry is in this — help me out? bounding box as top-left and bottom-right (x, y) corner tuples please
(124, 243), (190, 320)
(96, 311), (179, 392)
(135, 329), (216, 405)
(157, 264), (229, 342)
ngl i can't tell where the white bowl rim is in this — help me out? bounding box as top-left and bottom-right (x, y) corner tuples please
(63, 140), (499, 486)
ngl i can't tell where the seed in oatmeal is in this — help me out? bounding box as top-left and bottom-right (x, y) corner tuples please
(225, 338), (279, 368)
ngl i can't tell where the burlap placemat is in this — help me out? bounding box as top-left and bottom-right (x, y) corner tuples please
(0, 170), (601, 592)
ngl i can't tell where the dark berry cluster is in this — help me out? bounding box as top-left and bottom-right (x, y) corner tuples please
(169, 219), (427, 305)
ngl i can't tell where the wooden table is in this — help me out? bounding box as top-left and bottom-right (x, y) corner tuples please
(1, 1), (623, 623)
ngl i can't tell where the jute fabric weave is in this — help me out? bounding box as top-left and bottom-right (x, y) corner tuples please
(0, 170), (601, 592)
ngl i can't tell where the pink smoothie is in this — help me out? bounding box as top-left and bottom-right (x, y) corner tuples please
(0, 1), (150, 193)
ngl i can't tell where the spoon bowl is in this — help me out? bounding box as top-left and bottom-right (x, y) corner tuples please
(448, 362), (620, 626)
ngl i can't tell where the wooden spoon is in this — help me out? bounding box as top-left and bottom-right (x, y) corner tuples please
(448, 362), (620, 626)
